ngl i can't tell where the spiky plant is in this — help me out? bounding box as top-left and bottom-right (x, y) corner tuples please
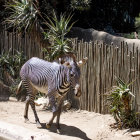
(4, 0), (49, 47)
(5, 0), (38, 32)
(43, 12), (76, 60)
(107, 77), (139, 129)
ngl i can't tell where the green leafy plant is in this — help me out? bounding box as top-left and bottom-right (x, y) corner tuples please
(70, 0), (91, 11)
(107, 77), (139, 129)
(43, 12), (75, 60)
(0, 49), (26, 97)
(135, 13), (140, 32)
(4, 1), (77, 61)
(0, 49), (26, 80)
(4, 0), (38, 32)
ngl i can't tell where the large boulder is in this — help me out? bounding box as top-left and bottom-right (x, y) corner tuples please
(0, 71), (16, 101)
(0, 80), (11, 101)
(68, 27), (140, 51)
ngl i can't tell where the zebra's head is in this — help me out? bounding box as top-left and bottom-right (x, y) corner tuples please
(62, 56), (88, 97)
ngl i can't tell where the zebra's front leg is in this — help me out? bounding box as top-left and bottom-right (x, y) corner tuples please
(46, 111), (57, 129)
(56, 107), (62, 131)
(46, 102), (62, 131)
(46, 96), (58, 129)
(46, 109), (61, 133)
(56, 101), (63, 130)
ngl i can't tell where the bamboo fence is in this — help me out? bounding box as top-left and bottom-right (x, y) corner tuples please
(0, 30), (140, 114)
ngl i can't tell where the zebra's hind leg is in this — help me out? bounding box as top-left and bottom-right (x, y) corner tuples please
(22, 79), (31, 123)
(29, 93), (42, 128)
(24, 95), (30, 123)
(22, 79), (42, 128)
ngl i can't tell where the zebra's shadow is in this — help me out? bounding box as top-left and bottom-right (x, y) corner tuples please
(41, 123), (92, 140)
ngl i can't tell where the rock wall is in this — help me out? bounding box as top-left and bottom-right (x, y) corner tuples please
(68, 27), (140, 51)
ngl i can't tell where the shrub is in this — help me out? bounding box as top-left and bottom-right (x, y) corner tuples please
(107, 77), (139, 129)
(0, 49), (26, 96)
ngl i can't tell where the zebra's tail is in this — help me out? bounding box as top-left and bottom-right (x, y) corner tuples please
(16, 81), (22, 95)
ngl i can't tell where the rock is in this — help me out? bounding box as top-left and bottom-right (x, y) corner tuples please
(3, 71), (15, 86)
(34, 97), (50, 109)
(35, 97), (71, 111)
(0, 121), (54, 140)
(131, 131), (140, 137)
(0, 80), (11, 101)
(68, 27), (140, 52)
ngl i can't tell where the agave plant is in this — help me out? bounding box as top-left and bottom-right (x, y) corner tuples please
(107, 77), (139, 129)
(43, 12), (75, 60)
(5, 0), (38, 32)
(44, 12), (75, 41)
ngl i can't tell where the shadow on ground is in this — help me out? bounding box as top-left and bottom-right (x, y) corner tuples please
(41, 123), (92, 140)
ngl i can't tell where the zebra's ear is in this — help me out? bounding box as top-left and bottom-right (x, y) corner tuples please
(77, 57), (88, 67)
(59, 58), (65, 64)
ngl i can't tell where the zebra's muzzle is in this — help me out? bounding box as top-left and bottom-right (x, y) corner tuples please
(74, 85), (81, 97)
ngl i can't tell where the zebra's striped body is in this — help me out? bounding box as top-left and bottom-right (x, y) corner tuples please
(20, 57), (71, 96)
(19, 56), (84, 130)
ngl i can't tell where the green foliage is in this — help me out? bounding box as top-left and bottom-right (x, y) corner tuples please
(2, 0), (140, 33)
(135, 13), (140, 32)
(43, 12), (75, 60)
(121, 32), (140, 39)
(0, 49), (26, 97)
(70, 0), (91, 11)
(4, 0), (38, 32)
(4, 0), (76, 61)
(45, 12), (75, 39)
(107, 77), (139, 129)
(0, 49), (26, 80)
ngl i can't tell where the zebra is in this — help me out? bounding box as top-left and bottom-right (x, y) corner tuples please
(17, 55), (88, 130)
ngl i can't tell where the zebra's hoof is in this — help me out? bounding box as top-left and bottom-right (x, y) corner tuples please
(46, 123), (51, 129)
(57, 129), (61, 134)
(24, 118), (30, 123)
(36, 122), (42, 128)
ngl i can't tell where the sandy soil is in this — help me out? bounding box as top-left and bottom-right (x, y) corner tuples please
(0, 97), (140, 140)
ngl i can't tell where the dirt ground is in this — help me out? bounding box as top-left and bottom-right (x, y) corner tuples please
(0, 97), (140, 140)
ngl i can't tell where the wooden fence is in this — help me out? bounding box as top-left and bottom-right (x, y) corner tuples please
(1, 30), (140, 114)
(74, 40), (140, 113)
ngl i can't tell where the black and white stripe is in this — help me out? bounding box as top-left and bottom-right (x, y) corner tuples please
(19, 57), (81, 127)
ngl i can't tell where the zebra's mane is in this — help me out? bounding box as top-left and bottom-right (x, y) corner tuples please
(59, 54), (76, 64)
(56, 54), (76, 65)
(61, 56), (74, 64)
